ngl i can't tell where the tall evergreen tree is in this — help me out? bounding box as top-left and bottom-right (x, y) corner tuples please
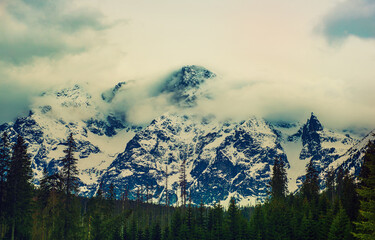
(328, 207), (352, 240)
(60, 133), (80, 240)
(266, 200), (292, 240)
(269, 157), (288, 199)
(171, 210), (182, 239)
(0, 131), (11, 238)
(325, 167), (335, 202)
(7, 135), (33, 240)
(61, 133), (79, 196)
(300, 211), (318, 240)
(151, 222), (162, 240)
(336, 168), (345, 198)
(226, 197), (240, 240)
(301, 160), (320, 202)
(249, 205), (265, 240)
(212, 203), (225, 240)
(341, 173), (359, 221)
(33, 168), (64, 240)
(354, 140), (375, 240)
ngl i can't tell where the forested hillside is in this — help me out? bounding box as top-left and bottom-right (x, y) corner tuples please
(0, 132), (374, 240)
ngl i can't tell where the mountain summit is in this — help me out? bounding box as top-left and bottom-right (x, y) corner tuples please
(161, 65), (216, 107)
(0, 66), (372, 206)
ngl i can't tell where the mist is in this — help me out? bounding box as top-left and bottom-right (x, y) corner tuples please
(0, 0), (374, 132)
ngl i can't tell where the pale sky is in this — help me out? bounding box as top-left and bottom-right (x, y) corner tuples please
(0, 0), (374, 130)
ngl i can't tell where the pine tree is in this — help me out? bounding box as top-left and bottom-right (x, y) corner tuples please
(33, 168), (58, 239)
(162, 225), (171, 240)
(269, 157), (288, 200)
(60, 133), (80, 240)
(186, 199), (193, 231)
(0, 131), (11, 238)
(227, 197), (240, 240)
(301, 160), (320, 202)
(45, 188), (64, 239)
(34, 169), (65, 239)
(179, 157), (187, 207)
(266, 200), (292, 240)
(354, 140), (375, 240)
(249, 205), (265, 240)
(212, 203), (224, 240)
(300, 212), (318, 240)
(151, 222), (162, 240)
(336, 168), (345, 198)
(7, 135), (33, 240)
(61, 133), (79, 196)
(137, 228), (144, 240)
(325, 167), (335, 202)
(341, 172), (359, 221)
(328, 207), (352, 240)
(171, 210), (182, 239)
(107, 182), (117, 214)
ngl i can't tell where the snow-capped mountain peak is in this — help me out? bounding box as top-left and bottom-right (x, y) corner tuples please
(0, 66), (370, 207)
(161, 65), (216, 107)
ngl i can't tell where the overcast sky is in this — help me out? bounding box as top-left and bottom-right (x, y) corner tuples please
(0, 0), (374, 130)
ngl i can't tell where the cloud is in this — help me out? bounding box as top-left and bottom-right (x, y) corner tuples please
(0, 0), (374, 132)
(0, 0), (123, 123)
(0, 80), (36, 123)
(96, 66), (375, 131)
(320, 0), (375, 42)
(0, 0), (110, 65)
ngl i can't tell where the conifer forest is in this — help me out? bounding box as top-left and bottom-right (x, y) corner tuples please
(0, 131), (374, 240)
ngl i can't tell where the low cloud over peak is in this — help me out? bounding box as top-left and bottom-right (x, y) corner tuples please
(0, 1), (374, 133)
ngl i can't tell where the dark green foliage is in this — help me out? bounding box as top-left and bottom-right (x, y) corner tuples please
(269, 157), (288, 199)
(300, 212), (318, 240)
(0, 131), (11, 238)
(249, 205), (265, 240)
(151, 222), (162, 240)
(265, 200), (292, 240)
(227, 197), (240, 240)
(60, 133), (81, 240)
(325, 167), (335, 202)
(328, 208), (352, 240)
(301, 160), (320, 202)
(341, 173), (359, 221)
(171, 209), (182, 239)
(2, 133), (370, 240)
(61, 133), (79, 196)
(354, 140), (375, 240)
(211, 203), (224, 240)
(162, 225), (171, 240)
(7, 135), (34, 240)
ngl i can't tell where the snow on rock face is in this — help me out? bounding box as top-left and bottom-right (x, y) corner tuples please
(325, 130), (375, 177)
(0, 84), (137, 195)
(299, 113), (357, 172)
(271, 113), (359, 192)
(161, 65), (216, 107)
(100, 114), (288, 205)
(0, 66), (369, 207)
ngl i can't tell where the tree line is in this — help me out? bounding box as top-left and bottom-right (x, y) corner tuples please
(0, 131), (374, 240)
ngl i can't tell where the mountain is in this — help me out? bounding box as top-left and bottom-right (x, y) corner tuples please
(324, 130), (375, 177)
(0, 84), (139, 195)
(100, 114), (287, 205)
(277, 113), (358, 189)
(160, 65), (216, 107)
(0, 65), (371, 206)
(101, 81), (126, 103)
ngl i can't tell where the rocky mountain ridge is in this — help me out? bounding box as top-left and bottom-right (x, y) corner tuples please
(0, 65), (373, 206)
